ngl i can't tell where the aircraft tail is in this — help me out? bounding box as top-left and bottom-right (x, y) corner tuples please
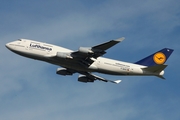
(142, 64), (167, 79)
(135, 48), (174, 66)
(143, 64), (167, 73)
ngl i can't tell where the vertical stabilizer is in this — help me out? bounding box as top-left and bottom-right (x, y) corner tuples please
(135, 48), (174, 66)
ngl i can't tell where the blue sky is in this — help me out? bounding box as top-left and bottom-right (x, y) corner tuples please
(0, 0), (180, 120)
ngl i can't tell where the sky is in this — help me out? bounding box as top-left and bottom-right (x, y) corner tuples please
(0, 0), (180, 120)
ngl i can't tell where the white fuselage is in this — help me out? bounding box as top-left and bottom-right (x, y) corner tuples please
(5, 39), (164, 77)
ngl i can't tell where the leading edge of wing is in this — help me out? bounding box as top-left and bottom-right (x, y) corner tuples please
(93, 37), (125, 51)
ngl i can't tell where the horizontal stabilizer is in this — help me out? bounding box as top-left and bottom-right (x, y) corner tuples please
(156, 75), (165, 80)
(143, 64), (167, 73)
(142, 64), (167, 79)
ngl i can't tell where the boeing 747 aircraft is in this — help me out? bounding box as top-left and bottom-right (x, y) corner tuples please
(6, 38), (173, 84)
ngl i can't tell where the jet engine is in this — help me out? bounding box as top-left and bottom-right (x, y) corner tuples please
(78, 47), (106, 58)
(56, 68), (73, 76)
(78, 47), (93, 54)
(78, 75), (94, 83)
(56, 52), (73, 59)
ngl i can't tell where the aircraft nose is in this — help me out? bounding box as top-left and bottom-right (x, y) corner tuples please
(5, 43), (10, 49)
(5, 42), (14, 50)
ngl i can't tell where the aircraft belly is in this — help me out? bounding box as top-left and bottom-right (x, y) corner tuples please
(129, 68), (142, 75)
(48, 58), (92, 72)
(96, 65), (126, 75)
(10, 49), (87, 72)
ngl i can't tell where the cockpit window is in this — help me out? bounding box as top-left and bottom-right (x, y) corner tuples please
(17, 39), (22, 41)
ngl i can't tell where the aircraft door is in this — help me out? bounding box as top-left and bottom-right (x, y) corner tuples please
(25, 41), (29, 50)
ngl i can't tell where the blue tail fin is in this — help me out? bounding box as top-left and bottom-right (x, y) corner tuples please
(135, 48), (174, 66)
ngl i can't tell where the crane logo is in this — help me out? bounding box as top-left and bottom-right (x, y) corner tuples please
(153, 52), (166, 64)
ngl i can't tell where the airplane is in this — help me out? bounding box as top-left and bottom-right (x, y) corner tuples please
(5, 37), (174, 84)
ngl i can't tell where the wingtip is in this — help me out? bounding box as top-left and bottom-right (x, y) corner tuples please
(115, 37), (125, 42)
(113, 80), (122, 84)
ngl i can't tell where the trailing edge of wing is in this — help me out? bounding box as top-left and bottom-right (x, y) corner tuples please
(86, 73), (122, 84)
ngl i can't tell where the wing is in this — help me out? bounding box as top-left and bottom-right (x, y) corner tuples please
(78, 72), (122, 84)
(93, 37), (125, 51)
(50, 37), (125, 71)
(71, 37), (125, 59)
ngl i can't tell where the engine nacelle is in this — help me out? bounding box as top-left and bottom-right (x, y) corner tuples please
(78, 47), (93, 54)
(56, 68), (73, 76)
(78, 75), (94, 83)
(56, 52), (73, 59)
